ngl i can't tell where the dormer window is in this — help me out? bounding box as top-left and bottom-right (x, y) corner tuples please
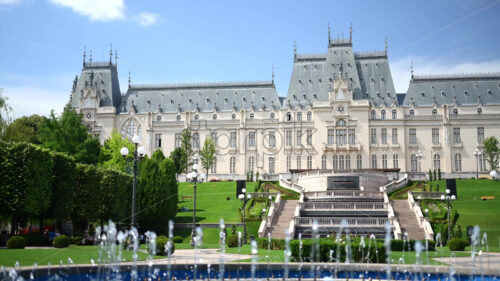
(381, 110), (386, 120)
(307, 111), (312, 121)
(232, 114), (236, 119)
(177, 115), (181, 121)
(297, 112), (302, 121)
(189, 99), (192, 104)
(453, 109), (458, 115)
(441, 91), (445, 96)
(213, 114), (217, 120)
(488, 90), (492, 95)
(286, 112), (292, 122)
(224, 98), (229, 103)
(157, 116), (161, 121)
(410, 109), (415, 116)
(421, 92), (425, 97)
(392, 110), (397, 119)
(477, 108), (482, 115)
(249, 113), (254, 120)
(371, 110), (376, 120)
(464, 91), (469, 96)
(432, 109), (437, 116)
(270, 113), (275, 119)
(194, 115), (199, 121)
(207, 98), (210, 103)
(170, 100), (174, 104)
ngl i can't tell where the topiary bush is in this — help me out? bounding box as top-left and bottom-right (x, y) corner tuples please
(53, 234), (71, 248)
(22, 233), (51, 246)
(7, 236), (27, 249)
(227, 234), (239, 248)
(155, 235), (175, 255)
(71, 236), (83, 245)
(448, 238), (468, 251)
(172, 236), (183, 243)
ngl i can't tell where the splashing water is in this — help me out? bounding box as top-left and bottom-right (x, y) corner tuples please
(219, 219), (226, 281)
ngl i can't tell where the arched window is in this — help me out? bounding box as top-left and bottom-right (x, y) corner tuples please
(307, 111), (312, 121)
(454, 153), (462, 171)
(410, 154), (417, 172)
(410, 109), (415, 116)
(453, 108), (458, 115)
(392, 110), (397, 119)
(336, 119), (346, 126)
(432, 109), (437, 116)
(286, 112), (292, 122)
(382, 154), (388, 169)
(433, 153), (440, 170)
(230, 157), (236, 174)
(321, 155), (326, 170)
(306, 156), (312, 170)
(345, 155), (351, 170)
(270, 112), (275, 119)
(393, 154), (398, 169)
(232, 114), (236, 119)
(121, 119), (142, 140)
(249, 113), (254, 120)
(477, 108), (482, 115)
(157, 116), (161, 121)
(269, 157), (275, 174)
(339, 155), (344, 170)
(248, 156), (255, 172)
(297, 112), (302, 121)
(194, 115), (199, 121)
(381, 110), (386, 120)
(176, 115), (181, 121)
(371, 110), (376, 120)
(371, 154), (377, 169)
(213, 114), (217, 120)
(333, 155), (338, 170)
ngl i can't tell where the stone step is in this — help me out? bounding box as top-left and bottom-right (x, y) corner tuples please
(391, 199), (426, 240)
(269, 200), (298, 239)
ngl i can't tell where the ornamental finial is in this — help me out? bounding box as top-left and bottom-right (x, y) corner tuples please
(349, 22), (353, 41)
(83, 45), (86, 67)
(128, 71), (131, 87)
(272, 65), (275, 84)
(109, 44), (113, 64)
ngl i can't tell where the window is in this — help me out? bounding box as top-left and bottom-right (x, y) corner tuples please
(270, 112), (275, 119)
(382, 154), (388, 169)
(381, 128), (387, 144)
(155, 133), (162, 148)
(285, 130), (292, 146)
(296, 130), (302, 146)
(210, 157), (217, 174)
(297, 112), (302, 121)
(433, 154), (440, 170)
(177, 115), (181, 121)
(478, 108), (482, 115)
(336, 129), (347, 146)
(286, 112), (291, 121)
(230, 132), (237, 148)
(307, 111), (312, 121)
(392, 110), (397, 119)
(432, 109), (437, 116)
(195, 115), (199, 121)
(175, 133), (181, 148)
(356, 155), (362, 169)
(327, 129), (335, 145)
(381, 110), (386, 120)
(297, 156), (301, 169)
(409, 128), (417, 144)
(453, 109), (458, 115)
(346, 155), (351, 170)
(339, 155), (344, 170)
(126, 119), (137, 139)
(230, 157), (236, 174)
(157, 116), (161, 122)
(371, 155), (377, 169)
(370, 129), (377, 144)
(432, 128), (439, 144)
(371, 110), (376, 120)
(306, 130), (312, 145)
(249, 113), (254, 120)
(193, 133), (200, 148)
(453, 128), (461, 143)
(286, 156), (291, 171)
(392, 128), (398, 144)
(321, 155), (326, 170)
(269, 131), (276, 148)
(333, 155), (338, 170)
(248, 156), (255, 172)
(348, 129), (356, 145)
(393, 154), (398, 169)
(477, 127), (484, 144)
(479, 154), (487, 171)
(337, 119), (346, 126)
(232, 114), (236, 119)
(454, 153), (462, 171)
(248, 132), (256, 147)
(410, 154), (417, 172)
(213, 114), (217, 120)
(269, 157), (275, 174)
(410, 109), (415, 116)
(307, 156), (312, 169)
(211, 132), (218, 146)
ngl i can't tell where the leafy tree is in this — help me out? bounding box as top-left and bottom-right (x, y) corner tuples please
(138, 150), (178, 233)
(484, 136), (499, 171)
(0, 89), (13, 135)
(180, 129), (193, 173)
(200, 136), (217, 179)
(99, 168), (133, 227)
(169, 147), (183, 175)
(433, 170), (437, 181)
(39, 104), (100, 164)
(99, 129), (135, 171)
(2, 115), (46, 144)
(72, 164), (101, 233)
(428, 169), (432, 181)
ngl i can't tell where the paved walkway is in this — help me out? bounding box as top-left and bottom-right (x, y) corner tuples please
(138, 249), (252, 265)
(432, 252), (500, 275)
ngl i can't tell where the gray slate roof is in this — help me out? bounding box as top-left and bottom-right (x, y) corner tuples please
(124, 81), (281, 113)
(403, 73), (500, 106)
(286, 36), (396, 108)
(71, 62), (122, 110)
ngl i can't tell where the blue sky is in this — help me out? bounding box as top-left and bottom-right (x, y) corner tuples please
(1, 0), (500, 117)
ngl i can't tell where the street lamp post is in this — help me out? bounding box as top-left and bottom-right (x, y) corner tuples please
(186, 155), (206, 247)
(120, 135), (146, 227)
(441, 189), (456, 241)
(474, 149), (481, 179)
(238, 188), (252, 244)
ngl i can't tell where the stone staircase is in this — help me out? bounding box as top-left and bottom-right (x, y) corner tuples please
(268, 200), (298, 239)
(392, 200), (426, 240)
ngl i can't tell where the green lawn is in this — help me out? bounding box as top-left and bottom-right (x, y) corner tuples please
(0, 245), (152, 268)
(176, 181), (257, 224)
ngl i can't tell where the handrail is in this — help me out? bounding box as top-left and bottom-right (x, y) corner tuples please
(295, 217), (391, 227)
(305, 190), (384, 199)
(407, 192), (434, 240)
(266, 193), (281, 228)
(301, 202), (387, 210)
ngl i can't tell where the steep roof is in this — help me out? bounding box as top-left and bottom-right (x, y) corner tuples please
(403, 73), (500, 106)
(124, 81), (281, 113)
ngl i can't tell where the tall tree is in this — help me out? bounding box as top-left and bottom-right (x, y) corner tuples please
(170, 147), (184, 175)
(180, 129), (193, 173)
(39, 104), (100, 164)
(2, 115), (46, 143)
(99, 129), (135, 172)
(0, 89), (13, 135)
(200, 136), (217, 179)
(484, 136), (499, 171)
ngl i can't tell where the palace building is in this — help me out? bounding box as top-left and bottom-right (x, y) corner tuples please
(70, 29), (500, 180)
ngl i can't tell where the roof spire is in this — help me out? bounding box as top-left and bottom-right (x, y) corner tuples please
(114, 50), (118, 66)
(109, 44), (113, 64)
(385, 36), (388, 55)
(89, 49), (92, 64)
(83, 45), (86, 67)
(410, 60), (414, 79)
(272, 64), (275, 85)
(293, 41), (297, 59)
(128, 71), (131, 87)
(328, 22), (331, 43)
(349, 22), (352, 42)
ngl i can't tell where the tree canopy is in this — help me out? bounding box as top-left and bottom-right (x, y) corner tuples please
(0, 90), (13, 135)
(2, 115), (46, 144)
(180, 129), (193, 173)
(200, 136), (217, 178)
(484, 136), (499, 171)
(99, 129), (135, 172)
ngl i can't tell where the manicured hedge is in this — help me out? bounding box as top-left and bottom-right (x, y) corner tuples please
(156, 235), (175, 255)
(448, 238), (468, 251)
(53, 234), (71, 248)
(227, 234), (239, 248)
(172, 236), (183, 243)
(7, 236), (27, 249)
(391, 239), (435, 251)
(256, 237), (285, 250)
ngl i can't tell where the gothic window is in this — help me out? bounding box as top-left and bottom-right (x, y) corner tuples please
(478, 108), (482, 115)
(356, 155), (362, 169)
(177, 115), (181, 121)
(297, 112), (302, 121)
(381, 110), (386, 120)
(410, 109), (415, 116)
(333, 155), (338, 170)
(339, 155), (344, 170)
(307, 111), (312, 121)
(392, 110), (397, 119)
(371, 154), (377, 169)
(336, 119), (346, 126)
(346, 155), (351, 170)
(382, 154), (388, 169)
(371, 110), (376, 120)
(121, 119), (142, 140)
(432, 109), (437, 116)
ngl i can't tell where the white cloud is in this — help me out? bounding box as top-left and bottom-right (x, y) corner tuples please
(390, 57), (500, 93)
(0, 0), (21, 5)
(48, 0), (125, 22)
(135, 12), (159, 26)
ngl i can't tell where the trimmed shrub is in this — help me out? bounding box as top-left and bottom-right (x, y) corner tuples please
(256, 237), (285, 250)
(448, 238), (468, 251)
(227, 234), (239, 248)
(391, 239), (435, 251)
(53, 235), (71, 248)
(7, 236), (27, 249)
(155, 235), (175, 255)
(22, 233), (51, 247)
(71, 236), (83, 245)
(172, 236), (183, 243)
